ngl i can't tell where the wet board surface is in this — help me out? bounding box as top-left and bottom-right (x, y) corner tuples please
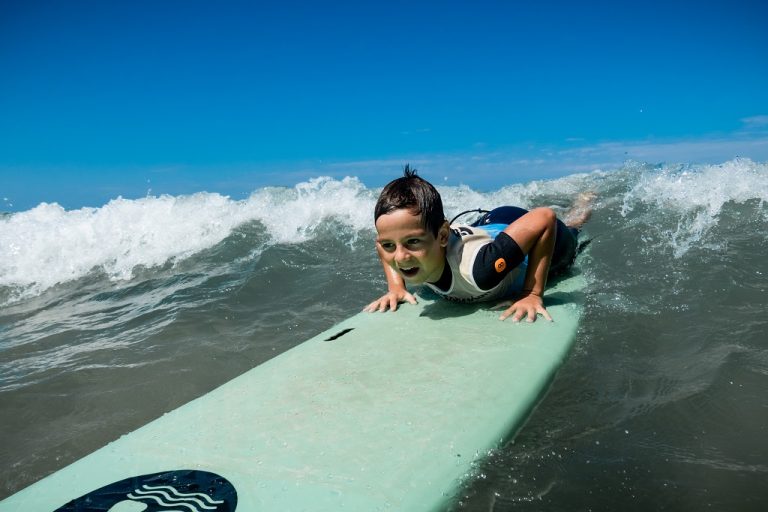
(0, 274), (585, 512)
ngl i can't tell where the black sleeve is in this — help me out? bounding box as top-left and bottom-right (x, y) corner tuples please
(472, 232), (526, 290)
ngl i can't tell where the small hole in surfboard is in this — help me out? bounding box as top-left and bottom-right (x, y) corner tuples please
(325, 328), (354, 341)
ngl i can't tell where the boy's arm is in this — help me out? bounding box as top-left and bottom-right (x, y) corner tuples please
(498, 207), (557, 322)
(363, 248), (418, 312)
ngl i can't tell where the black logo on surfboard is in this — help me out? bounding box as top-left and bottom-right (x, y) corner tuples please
(54, 470), (237, 512)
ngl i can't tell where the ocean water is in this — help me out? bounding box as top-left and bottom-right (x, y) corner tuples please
(1, 159), (767, 510)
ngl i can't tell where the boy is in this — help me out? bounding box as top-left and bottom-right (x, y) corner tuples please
(363, 166), (592, 322)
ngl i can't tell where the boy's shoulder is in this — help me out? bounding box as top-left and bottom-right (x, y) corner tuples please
(446, 225), (496, 263)
(449, 224), (496, 243)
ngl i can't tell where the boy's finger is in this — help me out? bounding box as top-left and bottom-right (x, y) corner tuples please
(513, 309), (528, 322)
(499, 305), (516, 321)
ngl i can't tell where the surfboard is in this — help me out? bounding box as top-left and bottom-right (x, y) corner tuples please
(0, 273), (585, 512)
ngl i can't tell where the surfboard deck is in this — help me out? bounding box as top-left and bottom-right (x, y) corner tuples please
(0, 273), (585, 512)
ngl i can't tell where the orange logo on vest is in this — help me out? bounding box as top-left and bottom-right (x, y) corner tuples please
(494, 258), (507, 273)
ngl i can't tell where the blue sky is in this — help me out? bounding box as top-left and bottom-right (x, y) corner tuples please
(2, 0), (767, 211)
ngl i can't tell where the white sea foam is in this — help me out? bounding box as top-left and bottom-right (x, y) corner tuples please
(2, 160), (766, 300)
(439, 171), (600, 223)
(0, 177), (377, 300)
(620, 158), (768, 256)
(243, 176), (376, 242)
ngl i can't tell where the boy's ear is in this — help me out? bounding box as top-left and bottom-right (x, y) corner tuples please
(438, 221), (450, 247)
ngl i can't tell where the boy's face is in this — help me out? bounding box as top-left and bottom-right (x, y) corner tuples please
(375, 208), (449, 284)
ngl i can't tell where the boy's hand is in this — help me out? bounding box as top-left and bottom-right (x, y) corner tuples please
(494, 292), (553, 323)
(363, 290), (418, 312)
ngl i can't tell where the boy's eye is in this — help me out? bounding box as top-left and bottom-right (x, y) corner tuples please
(406, 239), (423, 247)
(380, 242), (395, 251)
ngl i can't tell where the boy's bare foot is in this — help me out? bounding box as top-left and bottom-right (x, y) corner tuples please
(564, 192), (596, 229)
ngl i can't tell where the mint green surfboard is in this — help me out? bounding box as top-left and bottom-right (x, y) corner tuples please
(0, 274), (585, 512)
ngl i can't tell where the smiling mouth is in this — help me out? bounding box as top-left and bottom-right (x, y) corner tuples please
(399, 266), (419, 278)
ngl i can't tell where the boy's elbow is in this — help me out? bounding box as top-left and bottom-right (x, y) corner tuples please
(533, 207), (557, 226)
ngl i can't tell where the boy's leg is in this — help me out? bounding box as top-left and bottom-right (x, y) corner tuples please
(563, 192), (596, 229)
(549, 224), (578, 276)
(551, 192), (596, 275)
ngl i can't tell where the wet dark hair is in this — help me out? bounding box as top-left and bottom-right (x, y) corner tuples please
(374, 164), (445, 236)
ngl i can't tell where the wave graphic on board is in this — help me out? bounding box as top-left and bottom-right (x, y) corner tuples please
(53, 470), (237, 512)
(126, 483), (224, 511)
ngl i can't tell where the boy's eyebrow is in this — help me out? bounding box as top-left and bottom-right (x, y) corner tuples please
(375, 229), (428, 242)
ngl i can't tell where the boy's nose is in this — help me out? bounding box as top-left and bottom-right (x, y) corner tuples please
(394, 245), (410, 262)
